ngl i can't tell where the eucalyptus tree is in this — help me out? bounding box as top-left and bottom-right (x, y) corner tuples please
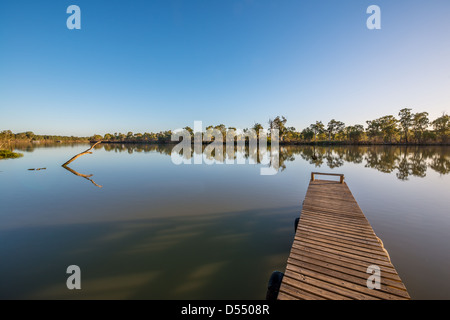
(432, 113), (449, 142)
(346, 125), (365, 142)
(183, 126), (194, 138)
(412, 112), (429, 143)
(326, 119), (345, 141)
(398, 108), (413, 143)
(252, 123), (264, 139)
(301, 127), (314, 142)
(284, 126), (298, 142)
(214, 124), (227, 140)
(268, 116), (287, 141)
(366, 119), (382, 142)
(379, 115), (399, 143)
(309, 121), (325, 142)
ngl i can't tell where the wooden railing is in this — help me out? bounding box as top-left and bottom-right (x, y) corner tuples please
(311, 172), (345, 184)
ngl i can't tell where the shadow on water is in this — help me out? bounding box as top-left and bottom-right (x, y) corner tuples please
(0, 206), (300, 299)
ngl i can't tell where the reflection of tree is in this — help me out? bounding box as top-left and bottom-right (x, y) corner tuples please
(325, 149), (344, 169)
(342, 147), (365, 164)
(410, 150), (427, 178)
(394, 147), (434, 180)
(89, 143), (450, 180)
(62, 165), (103, 188)
(102, 143), (173, 156)
(299, 146), (324, 167)
(396, 157), (410, 181)
(364, 147), (400, 173)
(430, 152), (450, 175)
(62, 141), (103, 188)
(278, 147), (296, 171)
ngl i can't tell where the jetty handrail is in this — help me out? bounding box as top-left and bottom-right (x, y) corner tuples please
(310, 172), (345, 184)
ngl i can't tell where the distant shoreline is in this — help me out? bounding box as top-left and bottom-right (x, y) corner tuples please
(2, 138), (448, 147)
(91, 140), (450, 146)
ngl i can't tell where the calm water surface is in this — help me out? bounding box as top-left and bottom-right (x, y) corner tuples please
(0, 143), (449, 299)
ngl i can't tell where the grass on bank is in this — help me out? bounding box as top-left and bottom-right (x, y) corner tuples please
(0, 149), (23, 159)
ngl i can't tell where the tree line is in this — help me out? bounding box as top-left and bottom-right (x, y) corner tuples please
(1, 108), (448, 145)
(92, 108), (448, 144)
(0, 130), (90, 143)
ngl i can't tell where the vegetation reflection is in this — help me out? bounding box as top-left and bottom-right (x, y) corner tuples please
(100, 144), (450, 181)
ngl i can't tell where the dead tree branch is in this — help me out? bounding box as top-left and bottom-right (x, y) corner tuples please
(62, 141), (102, 166)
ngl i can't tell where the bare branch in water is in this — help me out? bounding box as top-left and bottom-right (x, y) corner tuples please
(62, 141), (102, 167)
(62, 141), (103, 188)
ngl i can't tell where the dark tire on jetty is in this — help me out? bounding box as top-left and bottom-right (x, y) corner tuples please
(266, 271), (284, 300)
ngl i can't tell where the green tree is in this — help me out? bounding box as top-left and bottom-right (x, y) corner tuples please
(309, 121), (325, 142)
(25, 131), (35, 139)
(326, 119), (345, 141)
(92, 134), (103, 141)
(117, 133), (126, 141)
(214, 124), (227, 142)
(284, 126), (298, 142)
(379, 115), (398, 143)
(366, 119), (382, 142)
(143, 132), (154, 142)
(412, 112), (429, 143)
(183, 126), (194, 137)
(0, 130), (13, 144)
(398, 108), (413, 143)
(346, 125), (365, 142)
(301, 128), (314, 141)
(432, 113), (449, 142)
(269, 116), (287, 141)
(252, 123), (263, 139)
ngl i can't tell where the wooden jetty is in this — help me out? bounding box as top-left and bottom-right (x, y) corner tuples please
(276, 172), (410, 300)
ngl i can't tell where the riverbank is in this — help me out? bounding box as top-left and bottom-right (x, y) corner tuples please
(94, 140), (450, 146)
(0, 149), (23, 159)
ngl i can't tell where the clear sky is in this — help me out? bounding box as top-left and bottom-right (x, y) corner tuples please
(1, 0), (449, 136)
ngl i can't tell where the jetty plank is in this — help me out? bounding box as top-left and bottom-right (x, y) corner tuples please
(278, 175), (410, 300)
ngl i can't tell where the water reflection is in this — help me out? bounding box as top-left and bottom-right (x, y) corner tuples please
(62, 165), (103, 188)
(61, 142), (103, 187)
(0, 206), (299, 299)
(1, 143), (449, 299)
(99, 143), (449, 181)
(10, 142), (448, 182)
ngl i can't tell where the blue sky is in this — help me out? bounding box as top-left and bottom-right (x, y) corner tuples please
(1, 0), (449, 136)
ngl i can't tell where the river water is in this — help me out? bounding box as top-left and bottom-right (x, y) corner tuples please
(0, 143), (449, 299)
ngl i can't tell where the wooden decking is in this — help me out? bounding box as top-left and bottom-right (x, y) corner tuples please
(278, 174), (410, 300)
